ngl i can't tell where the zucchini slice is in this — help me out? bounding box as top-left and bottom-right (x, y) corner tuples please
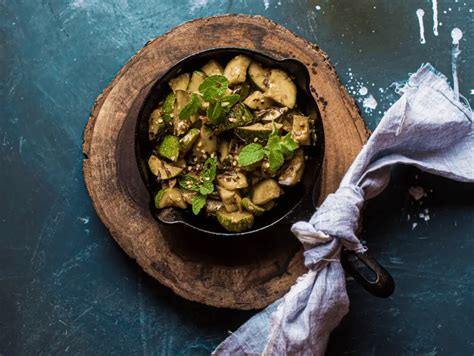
(169, 73), (190, 92)
(173, 90), (195, 136)
(223, 55), (251, 85)
(201, 60), (224, 76)
(251, 179), (281, 205)
(205, 199), (224, 216)
(243, 91), (274, 110)
(192, 125), (218, 161)
(263, 69), (297, 109)
(241, 197), (265, 216)
(216, 209), (254, 232)
(256, 107), (288, 122)
(158, 135), (180, 162)
(179, 128), (200, 154)
(278, 148), (305, 186)
(187, 71), (206, 93)
(154, 188), (187, 209)
(216, 186), (241, 212)
(216, 171), (248, 190)
(291, 115), (311, 145)
(235, 122), (283, 143)
(148, 155), (183, 180)
(248, 61), (270, 91)
(148, 108), (167, 141)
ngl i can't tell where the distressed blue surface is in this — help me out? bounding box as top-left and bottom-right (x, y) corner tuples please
(0, 0), (473, 355)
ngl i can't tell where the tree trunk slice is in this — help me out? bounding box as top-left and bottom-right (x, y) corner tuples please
(82, 14), (369, 310)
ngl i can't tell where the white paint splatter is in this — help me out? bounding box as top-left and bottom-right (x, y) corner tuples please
(416, 9), (426, 44)
(70, 0), (86, 8)
(78, 216), (90, 224)
(263, 0), (270, 10)
(363, 94), (378, 111)
(451, 27), (463, 100)
(315, 5), (321, 10)
(412, 222), (418, 230)
(19, 136), (26, 155)
(358, 86), (368, 96)
(190, 0), (209, 12)
(451, 27), (463, 45)
(432, 0), (439, 36)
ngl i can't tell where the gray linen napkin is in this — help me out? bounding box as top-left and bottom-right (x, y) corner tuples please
(213, 63), (473, 355)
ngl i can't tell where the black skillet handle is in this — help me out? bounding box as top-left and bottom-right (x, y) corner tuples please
(340, 249), (395, 298)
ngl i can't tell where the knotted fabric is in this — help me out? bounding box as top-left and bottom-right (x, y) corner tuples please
(213, 64), (473, 355)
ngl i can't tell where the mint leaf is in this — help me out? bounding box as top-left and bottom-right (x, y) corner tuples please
(199, 181), (214, 195)
(268, 149), (284, 172)
(178, 174), (200, 192)
(220, 94), (240, 108)
(179, 93), (201, 120)
(162, 93), (176, 122)
(192, 194), (207, 215)
(199, 75), (228, 101)
(207, 101), (224, 124)
(238, 143), (265, 166)
(202, 156), (217, 182)
(280, 133), (299, 158)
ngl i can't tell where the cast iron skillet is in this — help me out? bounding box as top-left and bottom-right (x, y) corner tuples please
(135, 47), (394, 298)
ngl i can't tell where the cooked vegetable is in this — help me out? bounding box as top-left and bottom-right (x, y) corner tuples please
(169, 73), (190, 92)
(243, 91), (274, 110)
(155, 188), (187, 209)
(223, 55), (251, 85)
(148, 108), (167, 140)
(241, 197), (265, 216)
(248, 61), (270, 91)
(257, 107), (288, 122)
(217, 171), (248, 190)
(278, 148), (305, 186)
(146, 55), (316, 231)
(158, 135), (180, 162)
(201, 60), (224, 76)
(217, 186), (241, 212)
(173, 90), (195, 136)
(181, 190), (197, 204)
(291, 115), (311, 145)
(216, 209), (254, 232)
(263, 69), (297, 109)
(179, 128), (200, 154)
(148, 155), (183, 180)
(192, 125), (217, 161)
(206, 199), (225, 215)
(187, 71), (206, 93)
(252, 179), (281, 205)
(235, 122), (283, 143)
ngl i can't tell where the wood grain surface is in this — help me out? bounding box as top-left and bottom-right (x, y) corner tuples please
(82, 14), (369, 310)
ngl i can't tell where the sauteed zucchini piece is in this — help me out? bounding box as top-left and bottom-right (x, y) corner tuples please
(148, 155), (183, 180)
(155, 188), (187, 209)
(216, 209), (254, 232)
(264, 69), (297, 109)
(241, 197), (265, 216)
(251, 179), (281, 205)
(146, 55), (316, 232)
(169, 73), (190, 92)
(201, 60), (224, 76)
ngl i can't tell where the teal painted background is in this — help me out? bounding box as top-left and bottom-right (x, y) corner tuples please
(1, 0), (473, 354)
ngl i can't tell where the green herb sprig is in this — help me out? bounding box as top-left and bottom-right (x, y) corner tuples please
(238, 131), (299, 172)
(198, 75), (240, 124)
(177, 75), (240, 124)
(178, 156), (218, 214)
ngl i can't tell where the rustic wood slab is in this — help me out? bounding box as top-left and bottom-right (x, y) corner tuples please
(82, 14), (369, 310)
